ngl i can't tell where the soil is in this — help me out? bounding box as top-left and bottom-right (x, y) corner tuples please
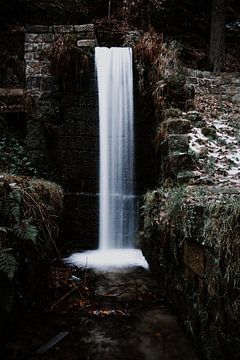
(4, 265), (199, 360)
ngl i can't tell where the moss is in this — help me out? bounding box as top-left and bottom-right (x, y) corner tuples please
(201, 126), (217, 139)
(141, 185), (240, 354)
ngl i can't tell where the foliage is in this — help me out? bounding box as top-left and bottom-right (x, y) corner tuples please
(114, 0), (166, 28)
(48, 34), (91, 85)
(142, 186), (186, 246)
(134, 29), (193, 114)
(0, 135), (38, 176)
(0, 174), (63, 318)
(203, 196), (240, 305)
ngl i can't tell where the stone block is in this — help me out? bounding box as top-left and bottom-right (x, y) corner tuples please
(39, 61), (51, 75)
(176, 170), (201, 184)
(183, 241), (204, 277)
(26, 75), (42, 90)
(25, 52), (34, 61)
(188, 77), (198, 85)
(232, 94), (240, 103)
(168, 134), (189, 153)
(41, 42), (51, 52)
(54, 25), (74, 33)
(168, 153), (195, 172)
(77, 39), (96, 48)
(76, 32), (87, 40)
(161, 108), (182, 119)
(26, 25), (50, 33)
(226, 86), (238, 94)
(74, 24), (94, 32)
(40, 76), (58, 91)
(164, 118), (191, 134)
(85, 31), (94, 39)
(25, 33), (43, 43)
(63, 192), (98, 248)
(25, 43), (42, 52)
(74, 136), (98, 151)
(42, 33), (54, 43)
(77, 93), (97, 107)
(26, 61), (42, 76)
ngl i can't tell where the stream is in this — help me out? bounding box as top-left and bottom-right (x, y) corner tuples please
(4, 266), (199, 360)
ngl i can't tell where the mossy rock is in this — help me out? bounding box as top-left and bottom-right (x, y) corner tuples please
(201, 126), (217, 139)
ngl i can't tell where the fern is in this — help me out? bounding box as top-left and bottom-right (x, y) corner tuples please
(13, 219), (38, 244)
(0, 248), (17, 280)
(9, 189), (21, 223)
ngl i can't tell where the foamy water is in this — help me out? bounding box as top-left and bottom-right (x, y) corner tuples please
(66, 249), (148, 270)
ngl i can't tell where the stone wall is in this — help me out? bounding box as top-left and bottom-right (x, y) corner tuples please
(153, 109), (200, 184)
(141, 186), (240, 359)
(186, 68), (240, 102)
(25, 24), (98, 249)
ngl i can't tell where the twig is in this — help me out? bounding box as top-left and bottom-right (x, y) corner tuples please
(50, 287), (76, 311)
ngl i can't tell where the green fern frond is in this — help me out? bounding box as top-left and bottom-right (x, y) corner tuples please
(13, 219), (38, 244)
(0, 248), (17, 280)
(9, 189), (22, 223)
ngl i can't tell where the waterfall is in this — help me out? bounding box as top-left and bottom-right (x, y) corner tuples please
(95, 47), (137, 250)
(66, 47), (148, 269)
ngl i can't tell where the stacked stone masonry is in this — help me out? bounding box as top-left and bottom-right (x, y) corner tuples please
(158, 115), (196, 181)
(25, 24), (98, 249)
(142, 187), (240, 360)
(25, 24), (96, 93)
(186, 68), (240, 102)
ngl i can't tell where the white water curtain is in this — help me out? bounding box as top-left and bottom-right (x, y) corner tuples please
(95, 47), (137, 250)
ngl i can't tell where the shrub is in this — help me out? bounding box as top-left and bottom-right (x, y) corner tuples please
(0, 174), (63, 320)
(134, 29), (193, 112)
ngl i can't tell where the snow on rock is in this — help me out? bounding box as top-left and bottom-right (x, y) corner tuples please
(188, 95), (240, 186)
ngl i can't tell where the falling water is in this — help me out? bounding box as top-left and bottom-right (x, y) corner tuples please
(66, 47), (148, 269)
(95, 47), (137, 250)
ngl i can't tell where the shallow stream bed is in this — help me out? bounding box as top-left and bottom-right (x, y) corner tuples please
(4, 266), (198, 360)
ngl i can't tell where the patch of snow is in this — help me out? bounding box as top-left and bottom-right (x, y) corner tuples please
(227, 169), (240, 176)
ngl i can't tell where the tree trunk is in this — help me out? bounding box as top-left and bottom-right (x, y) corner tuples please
(209, 0), (226, 72)
(108, 0), (111, 22)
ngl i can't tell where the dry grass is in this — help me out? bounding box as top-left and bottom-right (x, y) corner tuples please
(134, 29), (192, 112)
(48, 34), (91, 84)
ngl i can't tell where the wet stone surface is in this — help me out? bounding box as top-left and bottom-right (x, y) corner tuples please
(4, 267), (198, 360)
